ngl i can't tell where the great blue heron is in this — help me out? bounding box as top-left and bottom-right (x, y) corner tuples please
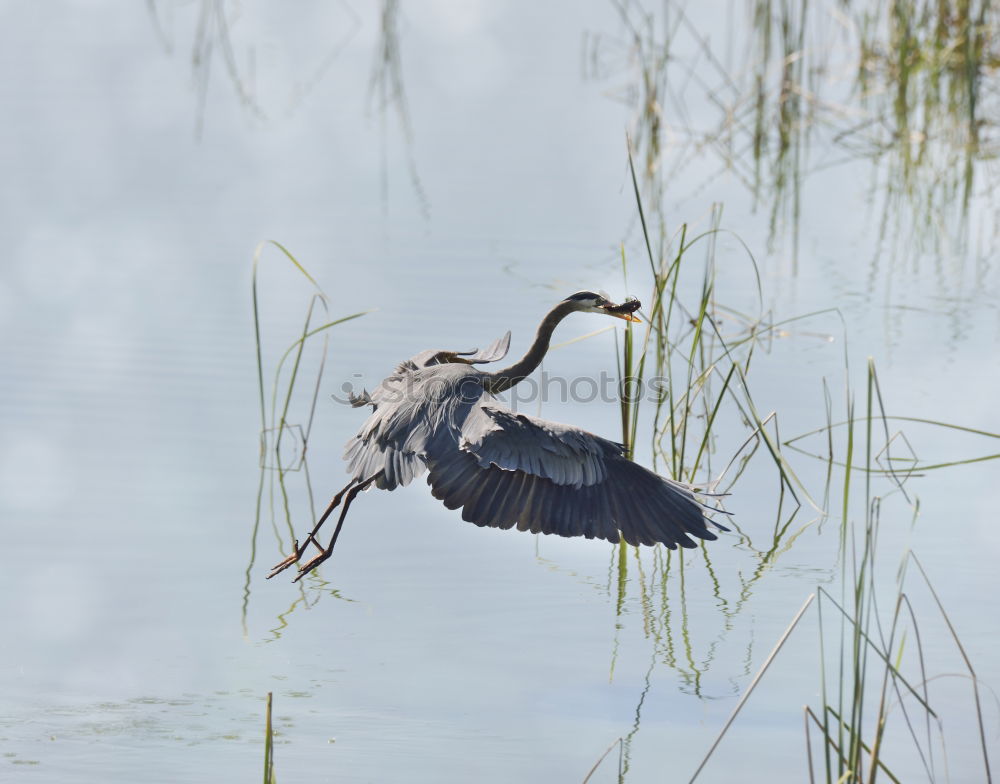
(269, 291), (728, 582)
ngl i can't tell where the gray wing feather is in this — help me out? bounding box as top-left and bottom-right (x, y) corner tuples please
(424, 404), (728, 548)
(459, 405), (616, 488)
(426, 445), (724, 547)
(345, 333), (512, 486)
(344, 364), (488, 490)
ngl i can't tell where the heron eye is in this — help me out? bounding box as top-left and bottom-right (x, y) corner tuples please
(595, 297), (607, 306)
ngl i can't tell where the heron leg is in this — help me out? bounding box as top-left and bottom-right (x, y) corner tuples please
(292, 473), (380, 582)
(267, 477), (359, 579)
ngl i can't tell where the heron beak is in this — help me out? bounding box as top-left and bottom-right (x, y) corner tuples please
(607, 311), (641, 323)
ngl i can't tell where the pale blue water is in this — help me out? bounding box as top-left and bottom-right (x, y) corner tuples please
(2, 2), (999, 782)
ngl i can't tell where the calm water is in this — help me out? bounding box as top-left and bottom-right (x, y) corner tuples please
(2, 2), (999, 782)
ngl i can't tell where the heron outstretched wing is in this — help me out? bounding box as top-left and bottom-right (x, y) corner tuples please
(458, 405), (615, 487)
(345, 360), (726, 548)
(426, 405), (727, 548)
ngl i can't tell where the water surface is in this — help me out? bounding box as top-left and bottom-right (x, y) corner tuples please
(2, 2), (999, 781)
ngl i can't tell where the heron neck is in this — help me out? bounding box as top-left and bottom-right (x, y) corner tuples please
(485, 301), (576, 394)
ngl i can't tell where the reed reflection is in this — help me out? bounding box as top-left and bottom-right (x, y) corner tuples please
(585, 0), (1000, 266)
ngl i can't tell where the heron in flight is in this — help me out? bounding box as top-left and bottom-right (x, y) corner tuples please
(269, 292), (728, 582)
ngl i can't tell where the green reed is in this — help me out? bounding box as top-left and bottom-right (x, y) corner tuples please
(596, 140), (832, 776)
(683, 359), (992, 783)
(619, 138), (818, 511)
(244, 240), (368, 632)
(599, 139), (997, 779)
(262, 691), (276, 784)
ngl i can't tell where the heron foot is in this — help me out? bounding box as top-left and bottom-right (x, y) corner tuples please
(266, 535), (323, 579)
(268, 472), (380, 583)
(293, 548), (332, 583)
(267, 542), (303, 579)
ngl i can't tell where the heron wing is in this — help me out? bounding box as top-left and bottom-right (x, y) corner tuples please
(459, 405), (616, 488)
(344, 364), (488, 490)
(425, 404), (728, 548)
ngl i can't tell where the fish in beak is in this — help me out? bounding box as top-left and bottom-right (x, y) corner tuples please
(601, 297), (642, 323)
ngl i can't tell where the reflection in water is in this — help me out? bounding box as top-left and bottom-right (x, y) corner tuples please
(145, 1), (362, 134)
(263, 577), (356, 644)
(147, 1), (428, 211)
(620, 654), (656, 780)
(147, 0), (267, 137)
(368, 0), (431, 218)
(852, 0), (995, 251)
(583, 0), (669, 216)
(585, 0), (1000, 264)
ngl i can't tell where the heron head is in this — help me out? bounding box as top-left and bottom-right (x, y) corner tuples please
(563, 291), (642, 322)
